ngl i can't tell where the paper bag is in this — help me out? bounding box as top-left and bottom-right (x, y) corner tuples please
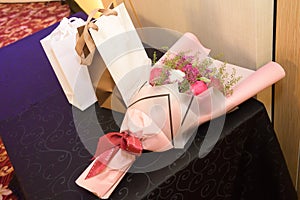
(40, 17), (97, 111)
(75, 6), (126, 113)
(89, 3), (152, 107)
(75, 6), (117, 65)
(94, 68), (126, 113)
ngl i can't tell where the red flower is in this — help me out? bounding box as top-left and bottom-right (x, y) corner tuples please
(191, 81), (208, 96)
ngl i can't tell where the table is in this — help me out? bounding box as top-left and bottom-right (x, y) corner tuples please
(0, 13), (297, 200)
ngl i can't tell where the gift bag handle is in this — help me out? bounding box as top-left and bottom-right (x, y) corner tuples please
(75, 5), (118, 65)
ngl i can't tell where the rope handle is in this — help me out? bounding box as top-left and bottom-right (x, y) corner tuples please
(75, 4), (118, 65)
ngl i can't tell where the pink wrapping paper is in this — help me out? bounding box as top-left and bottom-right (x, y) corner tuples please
(76, 84), (184, 198)
(180, 33), (285, 116)
(226, 61), (284, 111)
(76, 32), (285, 198)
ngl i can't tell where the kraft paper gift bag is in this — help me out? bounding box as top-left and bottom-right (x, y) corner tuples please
(40, 17), (97, 111)
(94, 67), (126, 113)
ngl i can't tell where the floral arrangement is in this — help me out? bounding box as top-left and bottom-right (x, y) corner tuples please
(149, 51), (242, 96)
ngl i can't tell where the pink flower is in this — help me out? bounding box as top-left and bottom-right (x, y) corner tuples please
(182, 64), (200, 84)
(149, 67), (169, 86)
(191, 81), (208, 96)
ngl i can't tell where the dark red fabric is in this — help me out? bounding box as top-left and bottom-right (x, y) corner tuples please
(0, 138), (15, 200)
(0, 2), (70, 48)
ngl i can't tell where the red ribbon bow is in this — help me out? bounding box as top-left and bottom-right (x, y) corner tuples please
(85, 131), (143, 179)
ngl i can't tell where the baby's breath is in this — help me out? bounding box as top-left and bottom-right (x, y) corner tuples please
(212, 62), (242, 96)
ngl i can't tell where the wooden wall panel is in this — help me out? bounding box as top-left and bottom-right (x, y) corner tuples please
(125, 0), (273, 68)
(275, 0), (300, 188)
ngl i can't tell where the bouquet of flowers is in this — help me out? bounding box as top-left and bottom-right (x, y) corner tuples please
(76, 31), (249, 198)
(149, 51), (242, 97)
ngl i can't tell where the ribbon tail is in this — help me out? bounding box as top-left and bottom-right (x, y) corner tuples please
(85, 147), (119, 180)
(85, 159), (105, 180)
(85, 131), (142, 180)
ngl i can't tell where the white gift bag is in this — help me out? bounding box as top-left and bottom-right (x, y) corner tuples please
(40, 17), (98, 111)
(89, 3), (152, 107)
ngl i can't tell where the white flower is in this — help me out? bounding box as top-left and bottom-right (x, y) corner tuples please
(0, 184), (12, 200)
(169, 69), (185, 82)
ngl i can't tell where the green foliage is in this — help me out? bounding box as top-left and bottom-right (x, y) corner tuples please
(178, 79), (190, 93)
(162, 51), (192, 70)
(152, 51), (157, 65)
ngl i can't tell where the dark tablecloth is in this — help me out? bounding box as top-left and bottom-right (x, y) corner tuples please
(0, 12), (297, 200)
(0, 12), (87, 122)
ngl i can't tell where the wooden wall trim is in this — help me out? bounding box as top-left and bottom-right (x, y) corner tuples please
(275, 0), (300, 188)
